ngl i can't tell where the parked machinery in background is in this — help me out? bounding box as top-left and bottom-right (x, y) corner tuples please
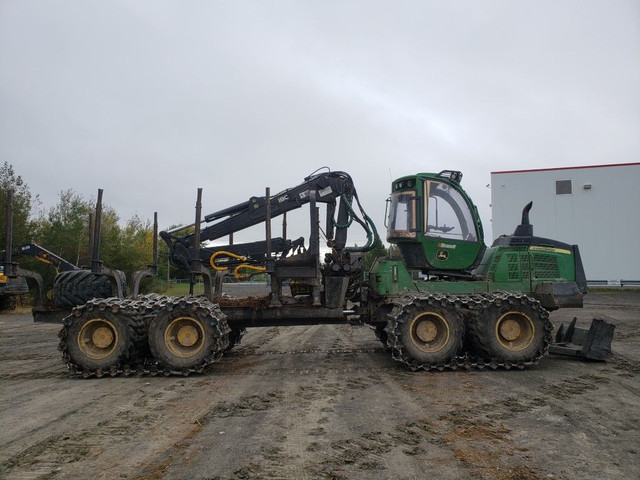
(1, 190), (130, 319)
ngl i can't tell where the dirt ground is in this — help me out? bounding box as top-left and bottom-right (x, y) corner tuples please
(1, 289), (638, 480)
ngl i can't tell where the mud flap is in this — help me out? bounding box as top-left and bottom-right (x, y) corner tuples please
(535, 282), (584, 309)
(549, 317), (615, 361)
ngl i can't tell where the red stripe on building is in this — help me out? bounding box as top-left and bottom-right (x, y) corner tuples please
(491, 162), (639, 175)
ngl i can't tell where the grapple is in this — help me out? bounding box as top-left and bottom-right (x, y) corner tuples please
(550, 317), (615, 361)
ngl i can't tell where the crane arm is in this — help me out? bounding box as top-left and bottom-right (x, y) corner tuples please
(160, 170), (377, 270)
(0, 243), (79, 273)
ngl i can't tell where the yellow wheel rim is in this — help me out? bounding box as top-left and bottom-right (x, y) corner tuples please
(165, 317), (205, 358)
(495, 311), (535, 351)
(77, 318), (118, 360)
(409, 312), (450, 353)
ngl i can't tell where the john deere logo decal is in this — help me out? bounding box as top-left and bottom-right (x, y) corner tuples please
(436, 250), (449, 260)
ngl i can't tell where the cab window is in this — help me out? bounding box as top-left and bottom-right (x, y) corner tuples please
(425, 180), (477, 242)
(387, 191), (417, 239)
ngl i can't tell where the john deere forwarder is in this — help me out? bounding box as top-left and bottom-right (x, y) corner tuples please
(5, 169), (592, 376)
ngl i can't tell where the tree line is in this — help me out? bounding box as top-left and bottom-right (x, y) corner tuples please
(1, 162), (169, 289)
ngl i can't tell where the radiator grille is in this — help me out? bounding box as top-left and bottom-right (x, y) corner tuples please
(488, 247), (530, 283)
(507, 253), (520, 281)
(505, 252), (531, 281)
(532, 253), (560, 279)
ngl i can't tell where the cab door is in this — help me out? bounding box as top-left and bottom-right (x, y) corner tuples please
(421, 179), (484, 271)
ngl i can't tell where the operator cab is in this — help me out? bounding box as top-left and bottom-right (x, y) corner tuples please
(387, 170), (485, 274)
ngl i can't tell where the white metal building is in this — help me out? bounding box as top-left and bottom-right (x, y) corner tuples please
(490, 163), (640, 284)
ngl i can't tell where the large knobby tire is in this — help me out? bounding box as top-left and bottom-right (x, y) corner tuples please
(468, 300), (546, 363)
(54, 270), (126, 307)
(148, 305), (216, 370)
(64, 309), (131, 371)
(399, 304), (464, 365)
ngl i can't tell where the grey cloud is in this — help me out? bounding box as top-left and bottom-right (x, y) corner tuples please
(1, 0), (638, 244)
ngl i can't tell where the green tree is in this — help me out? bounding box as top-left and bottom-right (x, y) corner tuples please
(97, 205), (122, 268)
(32, 192), (160, 290)
(0, 162), (36, 248)
(33, 189), (92, 267)
(101, 213), (156, 281)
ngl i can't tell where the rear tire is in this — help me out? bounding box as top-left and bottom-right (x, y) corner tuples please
(468, 299), (547, 362)
(148, 303), (215, 370)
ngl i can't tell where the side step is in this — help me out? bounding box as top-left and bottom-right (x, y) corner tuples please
(549, 317), (615, 361)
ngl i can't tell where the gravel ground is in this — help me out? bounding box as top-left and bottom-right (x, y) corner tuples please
(0, 289), (638, 480)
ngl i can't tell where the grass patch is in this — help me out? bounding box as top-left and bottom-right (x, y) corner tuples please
(163, 283), (206, 296)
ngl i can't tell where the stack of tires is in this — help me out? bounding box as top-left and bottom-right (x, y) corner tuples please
(53, 270), (126, 307)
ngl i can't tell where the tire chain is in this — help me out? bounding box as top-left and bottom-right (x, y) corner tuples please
(58, 292), (552, 377)
(58, 294), (230, 378)
(226, 347), (384, 356)
(385, 292), (553, 371)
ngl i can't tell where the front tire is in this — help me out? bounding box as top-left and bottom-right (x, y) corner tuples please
(63, 309), (131, 371)
(398, 302), (464, 365)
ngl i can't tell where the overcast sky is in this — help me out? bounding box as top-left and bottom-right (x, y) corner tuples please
(1, 0), (638, 246)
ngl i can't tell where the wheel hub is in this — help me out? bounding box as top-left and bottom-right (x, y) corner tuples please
(496, 312), (535, 351)
(92, 326), (114, 348)
(177, 325), (198, 347)
(77, 318), (118, 360)
(410, 312), (450, 353)
(165, 317), (205, 358)
(499, 319), (521, 341)
(416, 320), (438, 342)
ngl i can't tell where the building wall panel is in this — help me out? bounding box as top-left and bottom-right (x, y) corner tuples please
(491, 163), (639, 282)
